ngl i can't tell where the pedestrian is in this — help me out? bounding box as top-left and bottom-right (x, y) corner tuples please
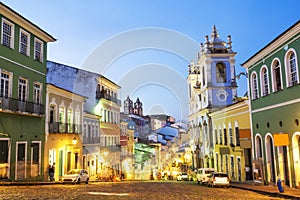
(49, 163), (55, 181)
(245, 165), (250, 181)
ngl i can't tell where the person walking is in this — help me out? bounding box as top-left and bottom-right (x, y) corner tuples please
(49, 163), (55, 181)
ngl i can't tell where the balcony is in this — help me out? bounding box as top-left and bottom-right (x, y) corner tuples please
(95, 91), (121, 106)
(83, 137), (100, 144)
(48, 122), (82, 134)
(101, 145), (121, 152)
(0, 96), (45, 115)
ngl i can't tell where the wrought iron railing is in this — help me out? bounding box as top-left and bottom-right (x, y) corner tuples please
(0, 96), (45, 115)
(95, 91), (121, 106)
(48, 122), (81, 134)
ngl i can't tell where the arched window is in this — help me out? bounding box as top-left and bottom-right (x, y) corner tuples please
(202, 66), (206, 86)
(260, 67), (269, 96)
(216, 62), (226, 83)
(285, 50), (298, 87)
(251, 72), (259, 100)
(272, 59), (282, 92)
(255, 135), (263, 159)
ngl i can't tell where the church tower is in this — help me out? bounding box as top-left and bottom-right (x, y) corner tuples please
(188, 25), (237, 169)
(124, 96), (133, 114)
(133, 98), (143, 116)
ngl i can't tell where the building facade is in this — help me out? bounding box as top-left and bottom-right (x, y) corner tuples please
(0, 2), (55, 181)
(188, 26), (237, 169)
(47, 61), (121, 179)
(209, 99), (251, 182)
(242, 20), (300, 188)
(45, 84), (85, 181)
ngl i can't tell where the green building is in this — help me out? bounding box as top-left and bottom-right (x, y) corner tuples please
(0, 2), (55, 181)
(242, 20), (300, 188)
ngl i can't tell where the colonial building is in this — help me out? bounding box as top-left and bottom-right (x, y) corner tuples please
(242, 20), (300, 188)
(47, 61), (122, 179)
(0, 2), (55, 181)
(45, 84), (85, 181)
(187, 26), (237, 169)
(209, 99), (251, 182)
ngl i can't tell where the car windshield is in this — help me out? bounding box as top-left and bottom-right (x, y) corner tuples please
(214, 173), (228, 177)
(66, 169), (81, 175)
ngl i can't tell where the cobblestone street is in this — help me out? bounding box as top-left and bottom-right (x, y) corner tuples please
(0, 181), (284, 200)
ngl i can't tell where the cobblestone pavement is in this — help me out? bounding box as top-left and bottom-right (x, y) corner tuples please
(0, 181), (286, 200)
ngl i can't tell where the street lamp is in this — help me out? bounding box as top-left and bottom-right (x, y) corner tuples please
(72, 137), (77, 145)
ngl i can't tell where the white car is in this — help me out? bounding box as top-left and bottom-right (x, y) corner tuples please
(196, 168), (215, 185)
(60, 169), (89, 184)
(177, 172), (189, 181)
(207, 172), (230, 188)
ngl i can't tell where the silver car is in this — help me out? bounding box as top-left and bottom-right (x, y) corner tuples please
(60, 169), (89, 184)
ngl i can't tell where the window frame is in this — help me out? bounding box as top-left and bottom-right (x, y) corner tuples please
(250, 72), (259, 100)
(271, 58), (282, 92)
(285, 49), (299, 87)
(18, 77), (28, 102)
(34, 38), (44, 63)
(0, 69), (13, 98)
(19, 29), (30, 56)
(216, 62), (227, 83)
(1, 18), (14, 49)
(260, 66), (269, 96)
(33, 82), (42, 104)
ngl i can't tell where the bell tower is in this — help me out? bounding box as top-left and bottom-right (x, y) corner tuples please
(187, 25), (237, 169)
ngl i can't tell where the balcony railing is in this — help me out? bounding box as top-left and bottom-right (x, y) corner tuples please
(95, 91), (121, 106)
(83, 137), (100, 144)
(0, 96), (45, 115)
(48, 122), (82, 134)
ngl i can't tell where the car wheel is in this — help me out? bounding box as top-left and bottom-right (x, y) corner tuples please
(197, 180), (200, 185)
(76, 178), (80, 184)
(85, 178), (89, 184)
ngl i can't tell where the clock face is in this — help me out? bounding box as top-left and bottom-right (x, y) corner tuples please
(217, 90), (227, 102)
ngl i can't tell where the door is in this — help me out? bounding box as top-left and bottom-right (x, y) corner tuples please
(59, 150), (63, 176)
(16, 143), (26, 180)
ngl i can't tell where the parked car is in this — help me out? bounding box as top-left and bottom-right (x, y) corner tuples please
(177, 172), (189, 181)
(196, 168), (215, 185)
(60, 169), (89, 184)
(207, 172), (230, 188)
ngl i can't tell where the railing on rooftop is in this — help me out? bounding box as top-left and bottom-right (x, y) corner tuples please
(95, 91), (121, 106)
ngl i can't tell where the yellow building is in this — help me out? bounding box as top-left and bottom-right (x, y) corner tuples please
(45, 84), (86, 181)
(209, 99), (251, 182)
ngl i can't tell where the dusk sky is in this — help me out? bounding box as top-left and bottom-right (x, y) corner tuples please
(2, 0), (299, 120)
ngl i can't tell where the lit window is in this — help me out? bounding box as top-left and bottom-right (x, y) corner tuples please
(19, 29), (30, 56)
(34, 38), (43, 62)
(1, 19), (14, 48)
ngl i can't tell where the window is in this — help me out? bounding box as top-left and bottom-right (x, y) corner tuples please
(67, 109), (73, 125)
(286, 51), (298, 86)
(260, 67), (269, 96)
(224, 128), (227, 145)
(33, 83), (42, 104)
(230, 156), (235, 178)
(272, 60), (282, 92)
(219, 128), (222, 145)
(0, 140), (9, 163)
(229, 127), (233, 145)
(216, 62), (226, 83)
(19, 29), (30, 56)
(34, 38), (43, 62)
(49, 105), (55, 123)
(0, 71), (11, 97)
(31, 143), (40, 164)
(1, 19), (14, 48)
(235, 127), (240, 146)
(18, 78), (27, 101)
(215, 129), (218, 144)
(59, 107), (65, 123)
(251, 73), (258, 100)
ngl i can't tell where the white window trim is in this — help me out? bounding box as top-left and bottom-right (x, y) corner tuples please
(285, 48), (299, 87)
(260, 66), (269, 97)
(250, 72), (259, 100)
(19, 29), (30, 56)
(34, 37), (44, 63)
(0, 69), (13, 97)
(1, 18), (14, 49)
(18, 77), (28, 101)
(271, 58), (283, 92)
(33, 82), (42, 104)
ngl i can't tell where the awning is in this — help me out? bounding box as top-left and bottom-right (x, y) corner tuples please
(274, 133), (289, 146)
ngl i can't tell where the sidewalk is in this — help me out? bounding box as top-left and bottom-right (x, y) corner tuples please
(231, 181), (300, 199)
